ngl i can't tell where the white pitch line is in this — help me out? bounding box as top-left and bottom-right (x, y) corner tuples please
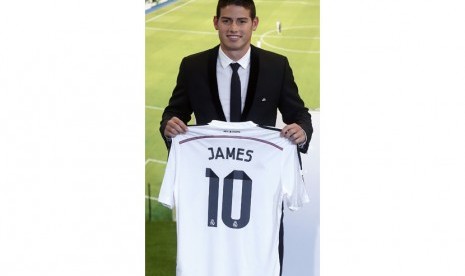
(259, 26), (320, 54)
(145, 196), (159, 201)
(264, 34), (320, 40)
(146, 105), (164, 111)
(260, 39), (320, 54)
(255, 0), (319, 5)
(146, 27), (217, 36)
(146, 159), (167, 165)
(146, 0), (197, 23)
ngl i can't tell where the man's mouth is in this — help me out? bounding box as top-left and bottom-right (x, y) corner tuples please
(227, 35), (241, 40)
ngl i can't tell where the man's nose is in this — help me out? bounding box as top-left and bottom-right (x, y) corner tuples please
(230, 21), (239, 31)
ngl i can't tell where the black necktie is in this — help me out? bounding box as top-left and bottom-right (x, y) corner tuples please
(230, 63), (241, 122)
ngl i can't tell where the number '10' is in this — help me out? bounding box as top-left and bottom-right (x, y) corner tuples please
(205, 168), (252, 229)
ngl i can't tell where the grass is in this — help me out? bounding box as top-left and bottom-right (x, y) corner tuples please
(145, 221), (177, 276)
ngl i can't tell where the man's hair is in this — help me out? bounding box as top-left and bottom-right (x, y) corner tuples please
(216, 0), (256, 19)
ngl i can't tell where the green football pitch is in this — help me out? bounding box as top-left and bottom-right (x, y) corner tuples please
(145, 0), (319, 274)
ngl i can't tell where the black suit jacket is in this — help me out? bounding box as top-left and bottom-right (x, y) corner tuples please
(160, 44), (313, 153)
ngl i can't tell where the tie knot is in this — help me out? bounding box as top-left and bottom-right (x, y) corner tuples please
(230, 63), (240, 72)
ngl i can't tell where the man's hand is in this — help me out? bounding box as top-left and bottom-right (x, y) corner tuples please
(281, 123), (306, 145)
(164, 117), (188, 138)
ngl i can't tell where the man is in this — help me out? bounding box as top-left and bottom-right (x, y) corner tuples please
(159, 0), (313, 274)
(160, 0), (312, 153)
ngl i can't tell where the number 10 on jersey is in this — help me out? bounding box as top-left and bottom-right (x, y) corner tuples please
(205, 168), (252, 229)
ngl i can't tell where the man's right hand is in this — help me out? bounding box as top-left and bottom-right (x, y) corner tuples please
(164, 117), (188, 138)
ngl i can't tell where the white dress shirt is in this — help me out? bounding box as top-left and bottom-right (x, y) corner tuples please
(216, 47), (251, 122)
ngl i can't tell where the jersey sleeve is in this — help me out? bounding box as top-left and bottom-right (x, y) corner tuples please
(158, 139), (178, 209)
(281, 144), (310, 211)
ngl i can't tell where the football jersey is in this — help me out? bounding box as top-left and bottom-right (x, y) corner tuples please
(158, 120), (309, 276)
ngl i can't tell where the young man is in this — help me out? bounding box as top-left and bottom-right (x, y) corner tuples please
(159, 0), (313, 274)
(160, 0), (313, 153)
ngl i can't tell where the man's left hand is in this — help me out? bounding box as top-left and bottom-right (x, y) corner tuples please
(281, 123), (306, 145)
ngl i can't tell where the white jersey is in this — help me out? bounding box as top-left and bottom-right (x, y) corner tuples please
(159, 120), (309, 276)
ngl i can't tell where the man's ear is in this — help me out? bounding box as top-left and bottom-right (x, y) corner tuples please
(252, 16), (259, 31)
(213, 16), (219, 30)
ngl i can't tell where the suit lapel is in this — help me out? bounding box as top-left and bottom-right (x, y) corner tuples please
(208, 45), (227, 121)
(207, 45), (259, 122)
(241, 45), (259, 121)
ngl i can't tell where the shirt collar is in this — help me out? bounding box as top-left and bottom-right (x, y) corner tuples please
(218, 46), (251, 70)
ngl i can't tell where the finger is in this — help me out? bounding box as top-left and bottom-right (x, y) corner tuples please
(170, 117), (188, 132)
(164, 125), (175, 137)
(282, 125), (304, 144)
(169, 122), (185, 135)
(281, 125), (293, 138)
(283, 126), (298, 139)
(165, 118), (188, 138)
(293, 133), (305, 144)
(166, 125), (183, 137)
(290, 130), (301, 142)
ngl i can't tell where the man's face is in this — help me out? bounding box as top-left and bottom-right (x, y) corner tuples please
(213, 5), (259, 59)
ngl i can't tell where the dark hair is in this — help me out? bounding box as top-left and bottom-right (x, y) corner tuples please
(216, 0), (256, 19)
